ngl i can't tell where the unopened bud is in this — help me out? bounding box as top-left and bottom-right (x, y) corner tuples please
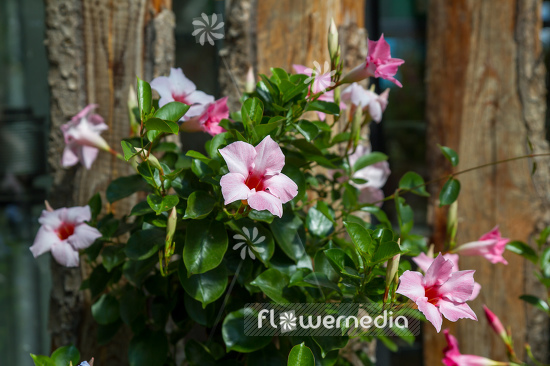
(166, 207), (177, 249)
(328, 18), (339, 61)
(447, 201), (458, 248)
(136, 148), (163, 173)
(245, 66), (256, 94)
(128, 86), (139, 135)
(483, 305), (508, 342)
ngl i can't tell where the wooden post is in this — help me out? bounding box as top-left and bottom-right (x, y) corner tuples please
(425, 0), (549, 363)
(44, 0), (174, 363)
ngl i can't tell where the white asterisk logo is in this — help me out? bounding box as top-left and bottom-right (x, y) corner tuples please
(304, 61), (336, 93)
(192, 13), (225, 46)
(279, 311), (297, 333)
(232, 227), (266, 260)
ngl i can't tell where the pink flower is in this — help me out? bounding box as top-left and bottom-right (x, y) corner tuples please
(150, 67), (214, 119)
(455, 226), (510, 265)
(60, 104), (111, 170)
(483, 305), (507, 339)
(396, 253), (477, 332)
(181, 97), (229, 136)
(341, 34), (405, 87)
(219, 136), (298, 217)
(341, 83), (390, 123)
(293, 64), (345, 120)
(443, 330), (508, 366)
(30, 205), (102, 267)
(413, 252), (481, 300)
(348, 145), (390, 206)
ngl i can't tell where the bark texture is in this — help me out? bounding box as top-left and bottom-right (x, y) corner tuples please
(425, 0), (549, 363)
(44, 0), (174, 363)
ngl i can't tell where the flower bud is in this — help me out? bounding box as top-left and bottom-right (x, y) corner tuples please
(128, 86), (140, 135)
(245, 66), (256, 94)
(166, 207), (177, 251)
(483, 305), (508, 341)
(447, 201), (458, 248)
(136, 148), (163, 173)
(328, 18), (339, 61)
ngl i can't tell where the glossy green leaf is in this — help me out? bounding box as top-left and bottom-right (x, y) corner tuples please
(222, 308), (272, 353)
(92, 294), (120, 325)
(352, 152), (388, 172)
(438, 145), (459, 167)
(154, 101), (190, 122)
(372, 241), (402, 264)
(102, 246), (126, 272)
(305, 100), (340, 115)
(184, 219), (228, 275)
(439, 178), (461, 206)
(106, 175), (148, 203)
(184, 191), (216, 219)
(270, 213), (307, 262)
(506, 241), (538, 264)
(147, 194), (179, 214)
(520, 295), (550, 313)
(251, 268), (290, 303)
(137, 77), (152, 117)
(51, 345), (80, 366)
(296, 120), (320, 142)
(30, 354), (55, 366)
(125, 229), (165, 260)
(287, 343), (315, 366)
(178, 261), (228, 308)
(185, 339), (217, 366)
(145, 117), (179, 134)
(121, 140), (141, 161)
(306, 207), (333, 237)
(398, 172), (430, 197)
(344, 222), (373, 256)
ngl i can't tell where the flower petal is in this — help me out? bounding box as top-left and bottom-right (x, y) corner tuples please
(438, 270), (475, 303)
(247, 190), (283, 218)
(80, 146), (99, 170)
(69, 223), (102, 250)
(439, 300), (477, 322)
(185, 90), (215, 108)
(219, 141), (256, 177)
(262, 173), (298, 203)
(412, 252), (435, 273)
(51, 241), (80, 267)
(220, 173), (251, 205)
(30, 226), (60, 257)
(168, 67), (196, 95)
(416, 297), (443, 333)
(292, 64), (312, 76)
(470, 282), (482, 300)
(38, 209), (64, 228)
(65, 206), (92, 223)
(424, 253), (454, 288)
(253, 136), (285, 176)
(62, 146), (80, 168)
(396, 270), (425, 302)
(150, 76), (173, 103)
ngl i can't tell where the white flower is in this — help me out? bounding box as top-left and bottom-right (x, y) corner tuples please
(232, 227), (266, 260)
(192, 13), (225, 46)
(279, 311), (297, 332)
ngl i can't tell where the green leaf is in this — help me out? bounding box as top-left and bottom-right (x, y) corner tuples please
(184, 191), (216, 219)
(102, 246), (126, 272)
(145, 117), (179, 134)
(287, 343), (315, 366)
(249, 209), (275, 223)
(270, 213), (307, 262)
(439, 178), (461, 206)
(242, 97), (264, 131)
(372, 241), (401, 264)
(324, 248), (356, 273)
(506, 241), (538, 264)
(88, 192), (102, 219)
(251, 268), (290, 303)
(353, 152), (388, 172)
(305, 100), (340, 115)
(128, 331), (168, 366)
(51, 345), (80, 366)
(222, 308), (272, 353)
(398, 172), (430, 197)
(125, 229), (165, 260)
(296, 120), (320, 142)
(130, 200), (154, 216)
(137, 77), (152, 117)
(438, 145), (459, 167)
(312, 336), (348, 358)
(106, 175), (149, 203)
(154, 101), (190, 122)
(306, 207), (333, 237)
(30, 354), (55, 366)
(121, 140), (141, 161)
(179, 261), (228, 308)
(184, 219), (228, 275)
(271, 67), (289, 83)
(147, 194), (179, 214)
(185, 339), (217, 366)
(520, 295), (550, 313)
(92, 294), (120, 325)
(302, 272), (341, 294)
(344, 222), (373, 256)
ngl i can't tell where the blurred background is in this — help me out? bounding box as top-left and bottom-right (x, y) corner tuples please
(0, 0), (548, 365)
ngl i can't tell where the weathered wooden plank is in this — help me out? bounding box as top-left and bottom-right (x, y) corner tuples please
(425, 0), (549, 363)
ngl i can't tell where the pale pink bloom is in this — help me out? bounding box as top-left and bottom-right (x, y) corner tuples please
(413, 252), (481, 300)
(293, 64), (345, 120)
(341, 83), (390, 123)
(30, 205), (102, 267)
(341, 34), (405, 87)
(396, 253), (477, 332)
(348, 145), (390, 206)
(181, 97), (229, 136)
(455, 226), (510, 265)
(150, 67), (214, 119)
(443, 329), (508, 366)
(219, 136), (298, 217)
(483, 305), (507, 339)
(60, 104), (111, 170)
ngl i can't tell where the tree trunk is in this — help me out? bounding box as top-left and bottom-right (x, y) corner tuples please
(425, 0), (549, 363)
(44, 0), (175, 363)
